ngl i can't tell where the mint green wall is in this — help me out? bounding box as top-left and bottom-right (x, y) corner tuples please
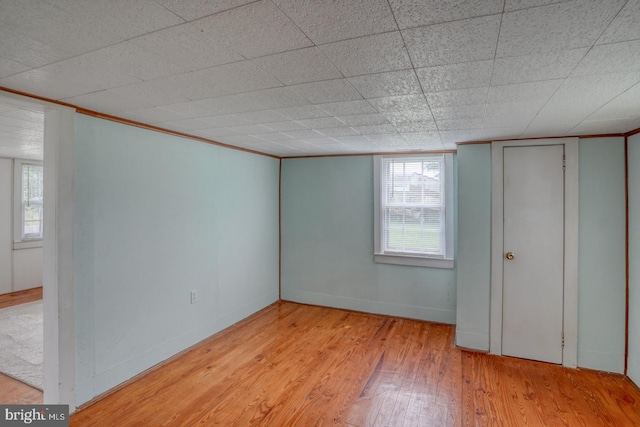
(455, 138), (627, 372)
(73, 115), (280, 405)
(455, 144), (492, 350)
(628, 133), (640, 385)
(281, 156), (456, 323)
(578, 137), (626, 373)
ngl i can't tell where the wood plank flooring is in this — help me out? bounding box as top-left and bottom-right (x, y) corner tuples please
(0, 287), (43, 404)
(69, 301), (640, 426)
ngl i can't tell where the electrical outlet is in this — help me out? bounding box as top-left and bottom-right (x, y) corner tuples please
(190, 290), (197, 304)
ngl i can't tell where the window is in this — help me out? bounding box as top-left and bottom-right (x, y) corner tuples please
(14, 160), (44, 248)
(374, 154), (454, 268)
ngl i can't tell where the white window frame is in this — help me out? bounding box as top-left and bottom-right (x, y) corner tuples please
(13, 159), (44, 249)
(374, 154), (454, 268)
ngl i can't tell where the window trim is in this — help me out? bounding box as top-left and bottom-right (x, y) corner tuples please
(13, 159), (44, 250)
(374, 154), (454, 269)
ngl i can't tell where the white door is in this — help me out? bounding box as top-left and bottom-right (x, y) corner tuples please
(502, 145), (564, 364)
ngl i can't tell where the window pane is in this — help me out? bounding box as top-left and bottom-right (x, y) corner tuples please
(22, 164), (44, 239)
(381, 155), (445, 256)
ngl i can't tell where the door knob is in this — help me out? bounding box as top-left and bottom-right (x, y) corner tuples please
(505, 252), (515, 260)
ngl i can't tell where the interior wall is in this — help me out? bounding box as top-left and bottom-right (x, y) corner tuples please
(73, 115), (280, 405)
(455, 138), (626, 373)
(280, 155), (456, 324)
(0, 158), (11, 294)
(0, 157), (44, 294)
(628, 132), (640, 386)
(455, 144), (492, 350)
(578, 137), (626, 373)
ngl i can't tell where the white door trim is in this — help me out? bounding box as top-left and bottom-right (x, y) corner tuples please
(490, 138), (579, 368)
(0, 91), (77, 408)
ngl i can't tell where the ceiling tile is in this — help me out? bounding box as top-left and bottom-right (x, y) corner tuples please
(289, 79), (363, 104)
(491, 49), (588, 85)
(316, 100), (377, 116)
(367, 94), (430, 113)
(129, 23), (243, 72)
(571, 40), (640, 77)
(193, 0), (312, 59)
(348, 70), (422, 98)
(163, 118), (220, 131)
(239, 87), (309, 109)
(527, 71), (640, 133)
(297, 117), (345, 129)
(497, 0), (626, 57)
(319, 32), (412, 77)
(283, 129), (325, 139)
(483, 114), (533, 129)
(382, 110), (434, 124)
(253, 132), (295, 141)
(338, 113), (389, 126)
(0, 0), (184, 55)
(154, 0), (257, 21)
(587, 82), (640, 121)
(351, 124), (397, 135)
(0, 59), (140, 101)
(194, 62), (283, 95)
(228, 124), (274, 134)
(416, 60), (494, 92)
(272, 0), (397, 45)
(487, 80), (562, 104)
(234, 110), (290, 124)
(251, 47), (341, 85)
(393, 121), (438, 132)
(263, 121), (309, 132)
(193, 127), (241, 138)
(0, 27), (71, 68)
(197, 114), (250, 128)
(426, 87), (489, 108)
(403, 15), (501, 68)
(121, 107), (188, 124)
(504, 0), (568, 11)
(571, 117), (640, 135)
(317, 127), (359, 137)
(274, 105), (331, 120)
(389, 0), (504, 29)
(63, 90), (153, 114)
(0, 57), (30, 78)
(431, 105), (486, 120)
(109, 80), (191, 107)
(598, 0), (640, 44)
(436, 118), (484, 130)
(400, 132), (444, 149)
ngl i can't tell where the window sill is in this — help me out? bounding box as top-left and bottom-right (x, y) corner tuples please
(13, 240), (43, 250)
(374, 253), (454, 269)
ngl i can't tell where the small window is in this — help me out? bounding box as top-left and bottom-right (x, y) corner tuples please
(374, 154), (454, 268)
(14, 160), (44, 248)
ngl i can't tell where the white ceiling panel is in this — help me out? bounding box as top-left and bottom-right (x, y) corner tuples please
(272, 0), (397, 45)
(403, 15), (501, 68)
(348, 70), (422, 98)
(491, 49), (588, 85)
(193, 1), (312, 59)
(0, 0), (184, 55)
(1, 1), (640, 157)
(129, 23), (243, 72)
(497, 0), (626, 57)
(571, 40), (640, 77)
(597, 0), (640, 44)
(289, 79), (363, 104)
(389, 0), (504, 29)
(319, 32), (412, 77)
(251, 47), (341, 85)
(154, 0), (257, 21)
(416, 60), (494, 92)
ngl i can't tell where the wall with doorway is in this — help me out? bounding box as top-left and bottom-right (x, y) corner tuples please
(455, 137), (626, 373)
(0, 157), (43, 295)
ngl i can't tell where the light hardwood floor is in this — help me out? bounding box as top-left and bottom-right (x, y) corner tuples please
(69, 301), (640, 426)
(0, 287), (43, 404)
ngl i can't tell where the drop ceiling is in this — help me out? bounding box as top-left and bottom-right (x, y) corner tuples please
(0, 0), (639, 157)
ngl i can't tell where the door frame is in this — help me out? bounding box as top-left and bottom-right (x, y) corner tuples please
(490, 138), (579, 368)
(0, 90), (77, 408)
